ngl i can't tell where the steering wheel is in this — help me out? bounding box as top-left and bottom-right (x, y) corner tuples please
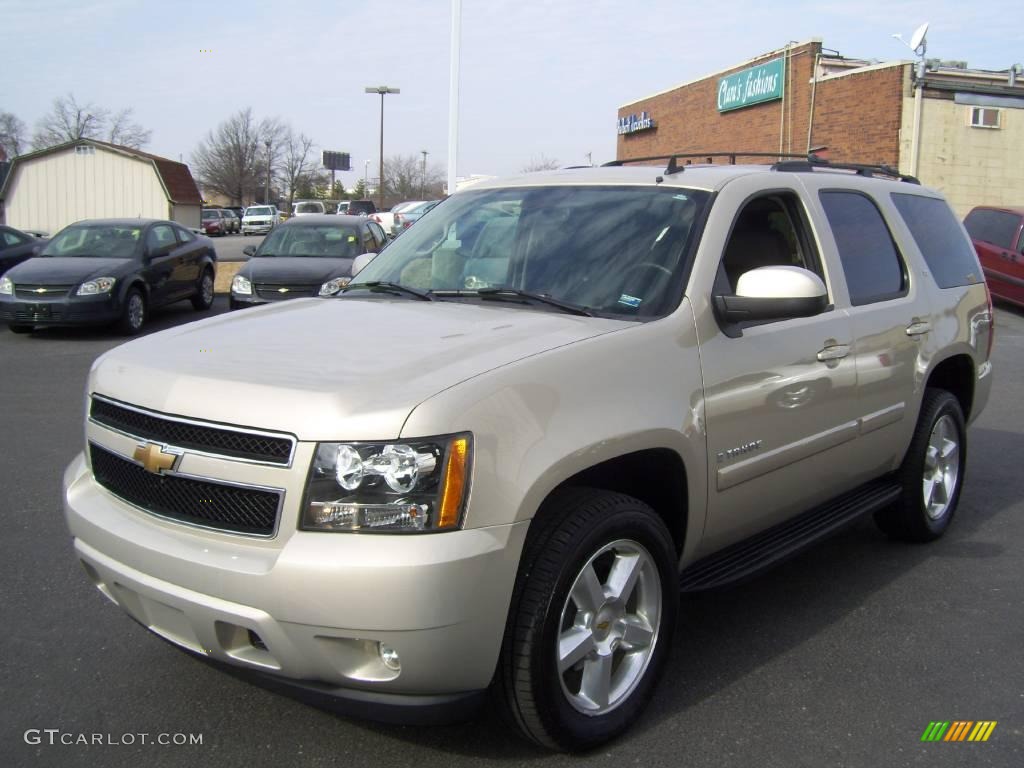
(623, 261), (672, 279)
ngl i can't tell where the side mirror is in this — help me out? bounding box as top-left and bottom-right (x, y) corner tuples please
(243, 245), (257, 257)
(31, 244), (43, 256)
(351, 252), (377, 276)
(714, 266), (828, 324)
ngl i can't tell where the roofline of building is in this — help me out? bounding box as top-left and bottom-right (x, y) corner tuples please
(0, 138), (200, 205)
(618, 38), (823, 110)
(815, 59), (910, 83)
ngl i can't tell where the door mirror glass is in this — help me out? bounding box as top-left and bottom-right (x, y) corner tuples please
(243, 245), (256, 257)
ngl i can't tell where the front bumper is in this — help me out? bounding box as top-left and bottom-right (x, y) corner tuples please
(0, 293), (120, 327)
(63, 452), (528, 710)
(242, 222), (274, 234)
(229, 293), (269, 309)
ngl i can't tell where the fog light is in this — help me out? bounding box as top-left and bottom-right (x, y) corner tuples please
(378, 643), (401, 672)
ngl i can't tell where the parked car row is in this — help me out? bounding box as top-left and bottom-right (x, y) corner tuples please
(0, 225), (49, 275)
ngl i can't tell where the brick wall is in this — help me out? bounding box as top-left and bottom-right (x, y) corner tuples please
(616, 42), (907, 168)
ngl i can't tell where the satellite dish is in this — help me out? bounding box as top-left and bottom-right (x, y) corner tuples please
(910, 22), (929, 52)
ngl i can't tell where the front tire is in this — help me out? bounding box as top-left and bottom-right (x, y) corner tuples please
(191, 268), (215, 311)
(496, 488), (677, 751)
(875, 388), (966, 542)
(117, 288), (146, 335)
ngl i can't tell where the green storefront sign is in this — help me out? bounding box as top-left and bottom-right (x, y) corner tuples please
(717, 57), (785, 112)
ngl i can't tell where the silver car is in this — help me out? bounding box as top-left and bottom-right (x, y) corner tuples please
(63, 157), (992, 750)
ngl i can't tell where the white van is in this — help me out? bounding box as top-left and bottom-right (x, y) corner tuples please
(292, 201), (326, 216)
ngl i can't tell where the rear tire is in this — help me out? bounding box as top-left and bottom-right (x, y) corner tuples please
(875, 388), (966, 542)
(191, 269), (215, 311)
(117, 288), (146, 335)
(495, 487), (677, 751)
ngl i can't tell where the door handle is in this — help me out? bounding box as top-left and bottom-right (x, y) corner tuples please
(817, 343), (850, 362)
(905, 321), (932, 337)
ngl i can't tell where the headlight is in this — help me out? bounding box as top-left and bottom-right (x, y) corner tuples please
(319, 277), (350, 296)
(302, 434), (471, 533)
(0, 276), (12, 295)
(76, 277), (116, 295)
(232, 275), (252, 295)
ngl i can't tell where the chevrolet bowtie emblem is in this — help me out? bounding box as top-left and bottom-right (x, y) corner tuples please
(34, 287), (48, 293)
(133, 443), (181, 474)
(277, 287), (289, 293)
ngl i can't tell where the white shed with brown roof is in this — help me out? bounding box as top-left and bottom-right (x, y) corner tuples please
(0, 139), (202, 234)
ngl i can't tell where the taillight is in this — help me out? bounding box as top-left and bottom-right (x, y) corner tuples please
(984, 281), (995, 360)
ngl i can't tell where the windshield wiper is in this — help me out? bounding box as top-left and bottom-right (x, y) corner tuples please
(340, 281), (435, 301)
(474, 287), (594, 316)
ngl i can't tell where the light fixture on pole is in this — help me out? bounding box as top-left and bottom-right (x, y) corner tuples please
(364, 85), (400, 208)
(420, 149), (429, 198)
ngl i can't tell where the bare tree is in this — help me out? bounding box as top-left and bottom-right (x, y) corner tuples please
(0, 111), (26, 158)
(30, 94), (153, 151)
(383, 154), (445, 203)
(191, 108), (265, 204)
(521, 153), (560, 172)
(280, 130), (316, 210)
(32, 94), (107, 149)
(107, 108), (152, 149)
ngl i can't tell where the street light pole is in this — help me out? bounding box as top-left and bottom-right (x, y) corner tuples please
(364, 159), (370, 197)
(364, 85), (400, 209)
(420, 149), (429, 198)
(264, 139), (272, 207)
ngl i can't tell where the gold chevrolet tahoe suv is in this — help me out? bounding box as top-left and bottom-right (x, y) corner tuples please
(63, 155), (994, 750)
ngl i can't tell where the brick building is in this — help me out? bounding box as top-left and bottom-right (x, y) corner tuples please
(616, 40), (1024, 216)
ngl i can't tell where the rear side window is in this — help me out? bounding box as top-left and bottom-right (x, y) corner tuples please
(892, 194), (982, 288)
(819, 191), (906, 306)
(963, 208), (1019, 250)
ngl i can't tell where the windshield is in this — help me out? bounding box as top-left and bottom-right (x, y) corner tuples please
(41, 223), (143, 259)
(202, 211), (218, 219)
(295, 203), (323, 213)
(256, 224), (363, 257)
(351, 185), (709, 319)
(246, 207), (273, 217)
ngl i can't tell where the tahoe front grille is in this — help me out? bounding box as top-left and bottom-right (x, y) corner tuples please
(89, 396), (294, 465)
(89, 444), (281, 536)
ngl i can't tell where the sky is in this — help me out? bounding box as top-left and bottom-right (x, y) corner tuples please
(2, 0), (1021, 187)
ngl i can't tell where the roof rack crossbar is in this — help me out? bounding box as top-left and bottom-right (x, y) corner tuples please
(770, 156), (920, 184)
(603, 151), (812, 174)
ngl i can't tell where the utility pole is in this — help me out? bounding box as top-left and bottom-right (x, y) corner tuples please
(365, 85), (400, 209)
(264, 139), (272, 207)
(420, 150), (429, 198)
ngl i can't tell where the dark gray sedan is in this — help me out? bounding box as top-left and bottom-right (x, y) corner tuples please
(229, 214), (389, 309)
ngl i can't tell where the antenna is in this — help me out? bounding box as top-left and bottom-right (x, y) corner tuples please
(909, 22), (929, 54)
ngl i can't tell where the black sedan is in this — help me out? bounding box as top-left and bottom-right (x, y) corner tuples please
(0, 219), (217, 335)
(0, 225), (48, 275)
(229, 214), (387, 309)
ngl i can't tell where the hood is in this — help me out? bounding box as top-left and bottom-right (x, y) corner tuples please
(90, 298), (631, 440)
(239, 257), (354, 283)
(8, 256), (137, 285)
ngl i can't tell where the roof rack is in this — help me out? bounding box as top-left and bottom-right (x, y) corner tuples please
(771, 156), (920, 184)
(603, 151), (809, 175)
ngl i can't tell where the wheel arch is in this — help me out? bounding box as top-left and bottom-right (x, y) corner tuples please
(538, 448), (690, 557)
(924, 353), (975, 421)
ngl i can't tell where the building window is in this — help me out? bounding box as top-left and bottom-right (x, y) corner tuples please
(75, 145), (95, 155)
(969, 107), (1000, 129)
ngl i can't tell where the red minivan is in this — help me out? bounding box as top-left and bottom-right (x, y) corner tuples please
(964, 205), (1024, 308)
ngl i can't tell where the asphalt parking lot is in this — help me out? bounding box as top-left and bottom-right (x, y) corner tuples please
(0, 302), (1021, 768)
(211, 232), (263, 262)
